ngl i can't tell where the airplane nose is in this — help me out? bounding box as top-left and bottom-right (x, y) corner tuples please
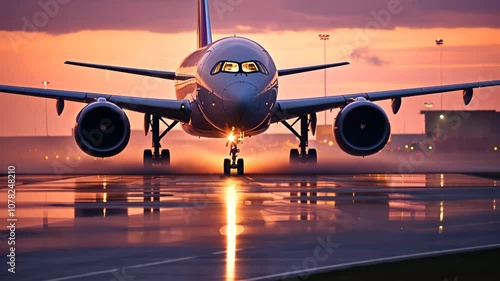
(222, 81), (262, 128)
(222, 81), (260, 104)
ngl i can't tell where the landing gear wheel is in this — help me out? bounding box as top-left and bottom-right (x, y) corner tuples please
(161, 149), (170, 166)
(143, 149), (153, 168)
(143, 114), (178, 171)
(237, 159), (244, 176)
(283, 114), (320, 167)
(224, 159), (231, 175)
(290, 149), (300, 165)
(308, 149), (317, 166)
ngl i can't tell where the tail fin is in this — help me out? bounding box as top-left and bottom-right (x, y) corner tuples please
(197, 0), (213, 49)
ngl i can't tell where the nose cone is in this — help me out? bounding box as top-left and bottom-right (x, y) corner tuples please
(222, 81), (263, 129)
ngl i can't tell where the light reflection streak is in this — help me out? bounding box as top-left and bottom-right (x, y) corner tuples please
(439, 201), (444, 233)
(103, 180), (107, 217)
(439, 201), (444, 222)
(225, 184), (237, 281)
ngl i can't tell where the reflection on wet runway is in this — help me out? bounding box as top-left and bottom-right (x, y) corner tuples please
(0, 174), (499, 281)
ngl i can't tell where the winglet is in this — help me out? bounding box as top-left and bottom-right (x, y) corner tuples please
(197, 0), (213, 49)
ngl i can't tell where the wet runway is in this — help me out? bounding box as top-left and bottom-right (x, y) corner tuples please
(1, 173), (499, 281)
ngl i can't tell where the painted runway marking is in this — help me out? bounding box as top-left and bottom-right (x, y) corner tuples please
(42, 256), (198, 281)
(242, 243), (500, 281)
(128, 256), (197, 269)
(43, 247), (251, 281)
(42, 269), (122, 281)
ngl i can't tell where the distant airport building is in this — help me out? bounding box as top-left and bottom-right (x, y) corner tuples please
(421, 110), (500, 152)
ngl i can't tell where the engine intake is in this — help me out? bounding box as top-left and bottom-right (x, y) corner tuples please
(334, 99), (390, 156)
(74, 99), (130, 158)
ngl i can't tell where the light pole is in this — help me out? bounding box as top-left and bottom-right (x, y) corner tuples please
(319, 34), (330, 125)
(435, 38), (444, 110)
(43, 81), (50, 136)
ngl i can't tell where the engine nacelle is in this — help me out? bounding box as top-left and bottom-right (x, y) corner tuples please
(74, 98), (131, 158)
(334, 98), (390, 156)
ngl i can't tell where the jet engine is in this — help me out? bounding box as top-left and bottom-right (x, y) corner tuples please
(74, 98), (131, 158)
(333, 98), (390, 156)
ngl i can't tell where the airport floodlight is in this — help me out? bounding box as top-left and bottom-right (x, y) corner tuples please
(319, 34), (330, 41)
(319, 34), (330, 125)
(42, 81), (50, 136)
(435, 39), (444, 108)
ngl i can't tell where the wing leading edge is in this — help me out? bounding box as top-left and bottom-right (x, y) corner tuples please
(0, 85), (191, 123)
(278, 62), (350, 76)
(272, 80), (500, 122)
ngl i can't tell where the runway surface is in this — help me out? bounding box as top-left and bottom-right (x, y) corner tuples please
(1, 173), (499, 281)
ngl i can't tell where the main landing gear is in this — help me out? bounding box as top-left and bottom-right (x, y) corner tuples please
(224, 136), (244, 176)
(143, 114), (178, 169)
(282, 114), (317, 166)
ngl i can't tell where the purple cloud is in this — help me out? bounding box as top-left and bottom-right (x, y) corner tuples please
(0, 0), (499, 35)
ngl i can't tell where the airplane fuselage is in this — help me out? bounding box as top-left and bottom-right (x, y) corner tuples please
(174, 37), (278, 138)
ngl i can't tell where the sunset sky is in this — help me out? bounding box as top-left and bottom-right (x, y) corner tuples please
(1, 0), (500, 136)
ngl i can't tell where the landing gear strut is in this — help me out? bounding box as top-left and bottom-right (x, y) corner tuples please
(224, 139), (244, 176)
(282, 114), (317, 166)
(143, 114), (178, 168)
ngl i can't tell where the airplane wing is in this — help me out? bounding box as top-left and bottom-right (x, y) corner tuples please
(65, 61), (195, 81)
(278, 62), (349, 76)
(0, 85), (191, 123)
(272, 80), (500, 122)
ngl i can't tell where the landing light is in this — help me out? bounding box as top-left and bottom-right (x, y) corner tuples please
(410, 146), (415, 151)
(428, 146), (433, 150)
(405, 145), (409, 149)
(495, 146), (498, 151)
(439, 114), (445, 120)
(328, 141), (334, 147)
(227, 134), (236, 143)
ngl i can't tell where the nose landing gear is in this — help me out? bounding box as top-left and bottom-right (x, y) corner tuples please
(224, 134), (245, 176)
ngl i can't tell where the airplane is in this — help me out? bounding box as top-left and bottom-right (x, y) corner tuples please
(1, 0), (500, 175)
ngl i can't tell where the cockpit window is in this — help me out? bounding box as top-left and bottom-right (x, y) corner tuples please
(222, 61), (239, 73)
(211, 61), (269, 75)
(242, 61), (259, 73)
(256, 61), (269, 75)
(211, 62), (222, 74)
